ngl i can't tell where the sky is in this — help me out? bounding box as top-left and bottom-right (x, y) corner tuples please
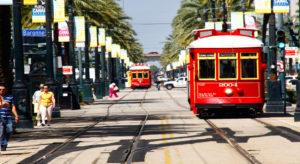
(117, 0), (182, 54)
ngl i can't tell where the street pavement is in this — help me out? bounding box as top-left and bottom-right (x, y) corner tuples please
(1, 87), (300, 164)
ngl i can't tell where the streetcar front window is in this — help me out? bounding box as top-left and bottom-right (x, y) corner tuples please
(132, 71), (137, 79)
(198, 53), (215, 79)
(199, 60), (215, 79)
(220, 60), (237, 79)
(144, 72), (149, 79)
(138, 72), (143, 78)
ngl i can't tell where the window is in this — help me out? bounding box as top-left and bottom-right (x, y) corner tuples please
(144, 72), (149, 79)
(198, 53), (215, 79)
(138, 72), (143, 78)
(241, 53), (258, 79)
(132, 71), (137, 79)
(219, 53), (237, 79)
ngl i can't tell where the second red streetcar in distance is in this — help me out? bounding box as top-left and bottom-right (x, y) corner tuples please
(129, 64), (152, 89)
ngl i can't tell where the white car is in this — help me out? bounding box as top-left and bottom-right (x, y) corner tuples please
(164, 77), (187, 90)
(286, 76), (297, 91)
(156, 76), (169, 82)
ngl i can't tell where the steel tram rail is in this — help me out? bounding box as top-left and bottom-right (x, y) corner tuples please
(32, 90), (133, 164)
(123, 90), (149, 164)
(165, 89), (261, 164)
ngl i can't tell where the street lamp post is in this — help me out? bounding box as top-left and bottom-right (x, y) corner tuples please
(99, 27), (107, 97)
(94, 28), (102, 99)
(12, 0), (33, 128)
(45, 0), (60, 117)
(82, 20), (93, 103)
(68, 0), (80, 109)
(265, 1), (284, 112)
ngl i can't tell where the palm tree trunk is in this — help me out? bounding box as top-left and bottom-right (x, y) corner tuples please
(0, 6), (14, 93)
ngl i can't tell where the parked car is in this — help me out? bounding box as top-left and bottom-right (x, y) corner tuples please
(156, 76), (169, 82)
(163, 77), (187, 90)
(286, 75), (297, 91)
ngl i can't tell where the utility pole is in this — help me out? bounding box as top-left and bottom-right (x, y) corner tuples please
(242, 0), (246, 27)
(211, 0), (216, 29)
(221, 0), (227, 32)
(45, 0), (60, 117)
(12, 0), (33, 128)
(68, 0), (80, 109)
(82, 20), (93, 103)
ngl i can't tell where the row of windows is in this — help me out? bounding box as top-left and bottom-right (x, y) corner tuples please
(198, 53), (258, 80)
(132, 71), (149, 79)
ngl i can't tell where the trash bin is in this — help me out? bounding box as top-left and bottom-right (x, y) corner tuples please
(60, 84), (73, 109)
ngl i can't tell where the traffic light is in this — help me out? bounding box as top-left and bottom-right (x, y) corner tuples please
(277, 30), (285, 48)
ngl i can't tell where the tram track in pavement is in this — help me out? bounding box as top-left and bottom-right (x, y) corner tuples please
(31, 90), (133, 164)
(165, 89), (262, 164)
(122, 89), (149, 164)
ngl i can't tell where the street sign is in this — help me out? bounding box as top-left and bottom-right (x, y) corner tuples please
(285, 47), (299, 58)
(255, 0), (271, 13)
(62, 66), (73, 75)
(277, 60), (284, 72)
(22, 29), (46, 37)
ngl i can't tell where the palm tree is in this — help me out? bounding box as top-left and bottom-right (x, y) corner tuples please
(161, 0), (254, 66)
(21, 0), (144, 62)
(0, 6), (14, 92)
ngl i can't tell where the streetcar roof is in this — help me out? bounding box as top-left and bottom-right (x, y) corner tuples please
(188, 35), (263, 49)
(129, 66), (150, 70)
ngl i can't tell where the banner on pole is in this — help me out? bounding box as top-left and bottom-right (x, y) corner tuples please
(273, 0), (289, 13)
(23, 0), (37, 5)
(231, 12), (258, 30)
(53, 0), (65, 22)
(0, 0), (12, 5)
(75, 16), (85, 47)
(255, 0), (271, 13)
(106, 36), (112, 52)
(32, 5), (45, 23)
(98, 28), (106, 46)
(58, 21), (70, 42)
(89, 26), (97, 48)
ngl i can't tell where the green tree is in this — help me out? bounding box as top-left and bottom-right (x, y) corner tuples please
(21, 0), (144, 62)
(150, 65), (159, 76)
(161, 0), (254, 66)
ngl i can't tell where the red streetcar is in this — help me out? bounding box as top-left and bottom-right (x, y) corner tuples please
(187, 29), (266, 117)
(129, 64), (152, 89)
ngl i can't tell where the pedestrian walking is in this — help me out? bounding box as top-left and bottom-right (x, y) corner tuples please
(37, 85), (55, 126)
(32, 84), (45, 127)
(0, 84), (19, 151)
(109, 83), (119, 98)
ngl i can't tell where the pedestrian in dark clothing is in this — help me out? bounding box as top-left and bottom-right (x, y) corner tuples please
(0, 85), (19, 151)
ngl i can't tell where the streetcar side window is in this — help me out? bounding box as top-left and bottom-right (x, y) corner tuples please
(132, 71), (137, 79)
(198, 53), (215, 79)
(241, 53), (258, 79)
(138, 72), (143, 78)
(219, 53), (237, 79)
(144, 71), (149, 79)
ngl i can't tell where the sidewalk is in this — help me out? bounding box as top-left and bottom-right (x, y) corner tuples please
(0, 89), (131, 164)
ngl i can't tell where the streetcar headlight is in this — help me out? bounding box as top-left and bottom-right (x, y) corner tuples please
(225, 88), (233, 96)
